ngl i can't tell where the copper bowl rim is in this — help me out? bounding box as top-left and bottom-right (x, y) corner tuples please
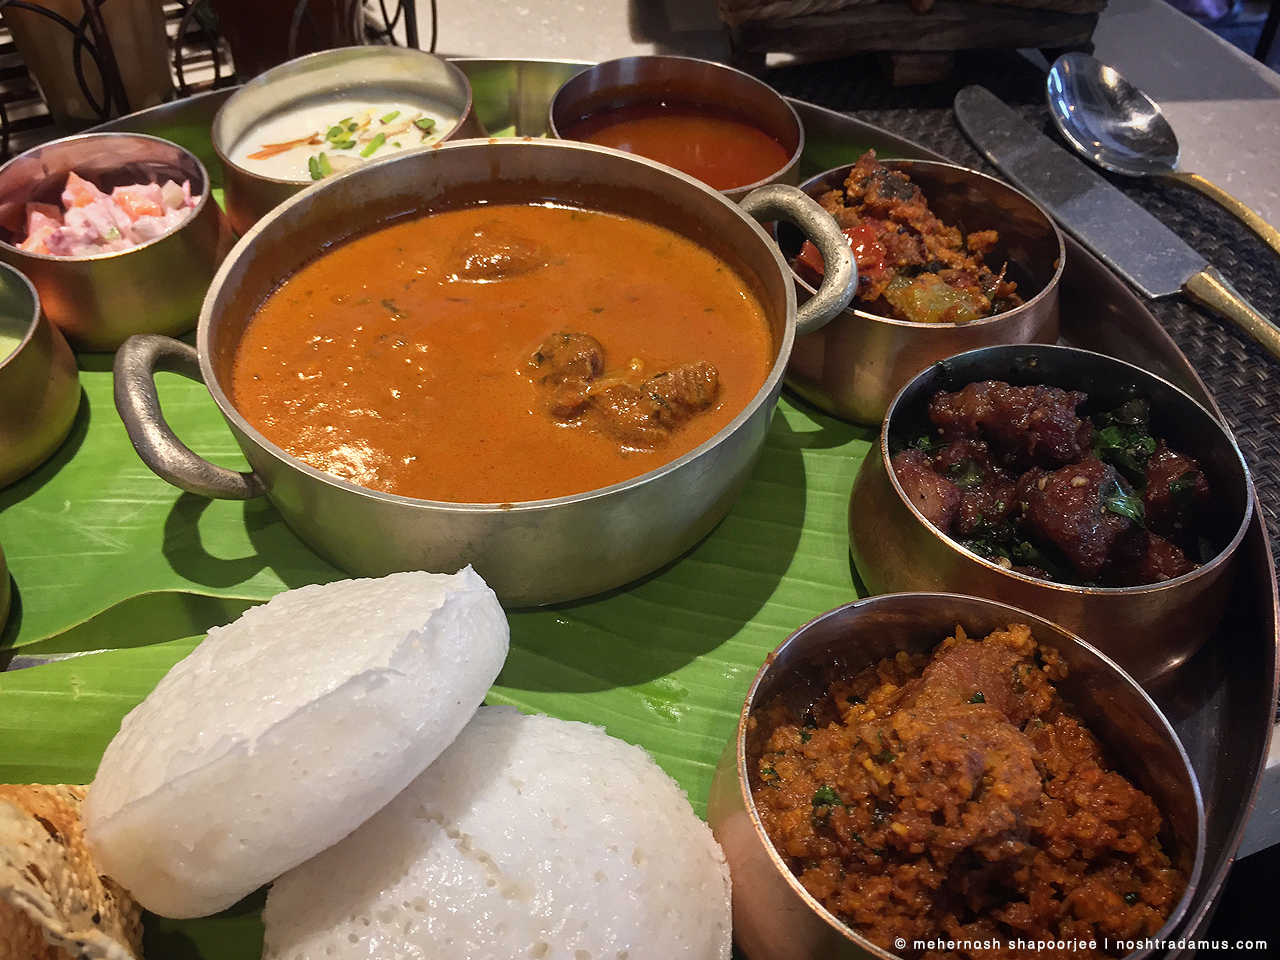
(730, 591), (1206, 959)
(785, 158), (1066, 329)
(546, 54), (805, 196)
(879, 343), (1254, 596)
(0, 261), (40, 368)
(196, 137), (801, 514)
(0, 131), (214, 263)
(211, 45), (476, 188)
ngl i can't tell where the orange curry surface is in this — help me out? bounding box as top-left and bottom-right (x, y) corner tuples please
(231, 203), (773, 503)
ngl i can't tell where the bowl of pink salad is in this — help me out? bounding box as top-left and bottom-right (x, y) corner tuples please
(0, 132), (233, 351)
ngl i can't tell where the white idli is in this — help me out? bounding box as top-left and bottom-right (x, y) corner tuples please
(263, 707), (732, 960)
(84, 567), (508, 919)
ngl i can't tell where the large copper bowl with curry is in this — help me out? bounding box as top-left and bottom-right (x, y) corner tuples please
(113, 138), (856, 606)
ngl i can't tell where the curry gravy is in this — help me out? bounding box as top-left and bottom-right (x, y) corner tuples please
(231, 204), (774, 503)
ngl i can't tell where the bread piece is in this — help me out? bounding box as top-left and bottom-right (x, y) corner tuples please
(0, 784), (141, 960)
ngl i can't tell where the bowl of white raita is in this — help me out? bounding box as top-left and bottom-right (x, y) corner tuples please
(212, 45), (483, 235)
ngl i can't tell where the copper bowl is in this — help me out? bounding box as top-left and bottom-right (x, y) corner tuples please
(848, 344), (1252, 685)
(0, 133), (232, 352)
(212, 46), (483, 236)
(0, 260), (80, 488)
(775, 160), (1064, 425)
(706, 592), (1205, 960)
(548, 55), (803, 204)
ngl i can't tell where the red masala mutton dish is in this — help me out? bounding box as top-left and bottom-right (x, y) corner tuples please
(749, 624), (1187, 960)
(891, 382), (1211, 587)
(232, 203), (774, 503)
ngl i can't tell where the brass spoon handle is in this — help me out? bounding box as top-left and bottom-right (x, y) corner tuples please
(1183, 266), (1280, 363)
(1165, 171), (1280, 260)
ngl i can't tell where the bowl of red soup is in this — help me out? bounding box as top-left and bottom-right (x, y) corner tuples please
(113, 138), (856, 606)
(549, 55), (803, 203)
(776, 155), (1065, 425)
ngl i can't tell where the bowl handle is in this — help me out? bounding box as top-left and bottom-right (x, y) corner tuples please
(114, 335), (267, 500)
(739, 184), (857, 338)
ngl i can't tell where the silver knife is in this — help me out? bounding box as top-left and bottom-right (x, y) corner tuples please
(954, 85), (1280, 362)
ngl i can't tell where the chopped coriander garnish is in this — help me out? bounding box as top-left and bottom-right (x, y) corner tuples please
(361, 133), (387, 158)
(761, 766), (777, 779)
(380, 110), (401, 123)
(1168, 471), (1201, 510)
(1103, 478), (1146, 526)
(812, 785), (842, 808)
(969, 691), (986, 704)
(799, 731), (811, 743)
(875, 748), (896, 763)
(1124, 892), (1140, 905)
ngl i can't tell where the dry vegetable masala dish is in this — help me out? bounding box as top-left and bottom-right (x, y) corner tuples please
(749, 625), (1186, 960)
(793, 151), (1023, 324)
(232, 203), (773, 503)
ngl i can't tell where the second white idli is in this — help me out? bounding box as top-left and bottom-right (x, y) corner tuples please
(263, 707), (733, 960)
(84, 567), (508, 919)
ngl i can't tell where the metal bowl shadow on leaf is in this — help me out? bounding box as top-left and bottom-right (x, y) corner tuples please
(706, 591), (1205, 960)
(112, 138), (856, 607)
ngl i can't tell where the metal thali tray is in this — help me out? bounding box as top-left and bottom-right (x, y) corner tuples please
(0, 58), (1273, 955)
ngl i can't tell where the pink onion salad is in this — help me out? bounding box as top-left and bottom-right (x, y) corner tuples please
(18, 172), (198, 257)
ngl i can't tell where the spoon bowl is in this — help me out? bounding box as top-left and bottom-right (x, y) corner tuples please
(1047, 52), (1280, 260)
(1047, 51), (1179, 177)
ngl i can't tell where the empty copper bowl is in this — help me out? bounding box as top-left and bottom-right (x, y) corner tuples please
(706, 591), (1204, 960)
(212, 46), (482, 236)
(0, 132), (232, 352)
(848, 344), (1252, 685)
(548, 55), (803, 203)
(0, 260), (80, 488)
(776, 160), (1064, 425)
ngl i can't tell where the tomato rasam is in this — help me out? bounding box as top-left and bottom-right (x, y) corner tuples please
(561, 101), (791, 192)
(231, 203), (774, 503)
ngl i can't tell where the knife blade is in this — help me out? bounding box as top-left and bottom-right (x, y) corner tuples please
(953, 85), (1280, 361)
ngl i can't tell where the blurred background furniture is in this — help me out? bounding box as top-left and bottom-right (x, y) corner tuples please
(0, 0), (420, 159)
(718, 0), (1108, 82)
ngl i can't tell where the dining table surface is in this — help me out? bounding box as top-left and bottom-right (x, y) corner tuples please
(422, 0), (1280, 853)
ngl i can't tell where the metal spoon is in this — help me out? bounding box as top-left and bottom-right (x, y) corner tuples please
(1047, 52), (1280, 259)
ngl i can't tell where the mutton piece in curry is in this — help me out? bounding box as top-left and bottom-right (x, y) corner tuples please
(231, 203), (773, 503)
(749, 624), (1187, 960)
(532, 331), (721, 448)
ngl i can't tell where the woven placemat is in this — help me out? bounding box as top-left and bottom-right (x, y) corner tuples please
(765, 50), (1280, 570)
